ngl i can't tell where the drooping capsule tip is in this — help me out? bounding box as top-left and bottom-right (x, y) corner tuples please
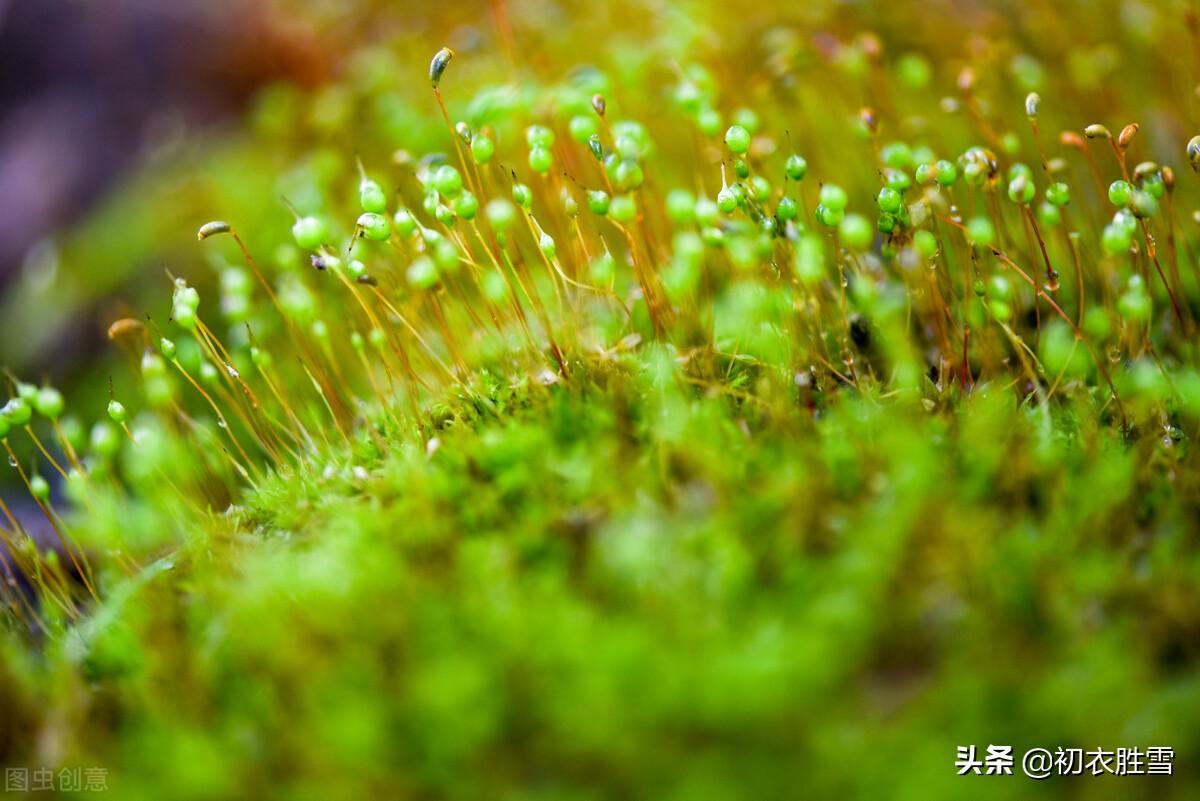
(429, 47), (454, 89)
(197, 220), (231, 241)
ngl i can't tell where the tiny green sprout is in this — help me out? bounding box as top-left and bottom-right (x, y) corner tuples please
(877, 213), (896, 234)
(587, 134), (603, 161)
(292, 215), (327, 251)
(34, 386), (64, 419)
(915, 163), (935, 185)
(1108, 180), (1133, 208)
(732, 159), (750, 180)
(1007, 174), (1034, 205)
(588, 190), (611, 216)
(1188, 136), (1200, 172)
(777, 196), (799, 222)
(529, 145), (553, 173)
(360, 176), (387, 214)
(432, 165), (463, 199)
(965, 217), (995, 247)
(914, 229), (937, 259)
(935, 160), (958, 187)
(609, 194), (637, 223)
(785, 154), (808, 181)
(357, 212), (391, 241)
(107, 399), (127, 424)
(393, 208), (417, 237)
(429, 47), (453, 89)
(725, 125), (751, 155)
(539, 233), (557, 260)
(819, 184), (848, 213)
(470, 134), (495, 165)
(512, 183), (533, 210)
(839, 214), (872, 250)
(877, 187), (902, 215)
(407, 256), (439, 289)
(30, 474), (50, 502)
(1025, 92), (1040, 119)
(569, 114), (598, 143)
(347, 259), (366, 279)
(160, 337), (177, 359)
(196, 220), (231, 241)
(1046, 182), (1070, 207)
(486, 198), (517, 232)
(453, 191), (479, 220)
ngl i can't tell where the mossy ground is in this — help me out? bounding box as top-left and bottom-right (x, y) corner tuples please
(5, 351), (1199, 799)
(3, 1), (1200, 798)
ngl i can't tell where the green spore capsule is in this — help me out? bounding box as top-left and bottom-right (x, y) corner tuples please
(588, 190), (611, 216)
(1046, 182), (1070, 207)
(785, 154), (808, 181)
(877, 187), (902, 214)
(1108, 180), (1133, 208)
(108, 400), (128, 424)
(393, 209), (417, 237)
(360, 177), (387, 214)
(529, 146), (553, 173)
(454, 191), (479, 220)
(407, 256), (440, 289)
(839, 214), (872, 250)
(724, 124), (751, 155)
(512, 184), (533, 210)
(609, 194), (637, 223)
(357, 212), (391, 241)
(292, 215), (327, 251)
(486, 198), (516, 232)
(471, 134), (495, 165)
(525, 124), (555, 149)
(2, 397), (31, 426)
(34, 387), (64, 419)
(30, 474), (50, 502)
(433, 165), (463, 199)
(819, 184), (848, 212)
